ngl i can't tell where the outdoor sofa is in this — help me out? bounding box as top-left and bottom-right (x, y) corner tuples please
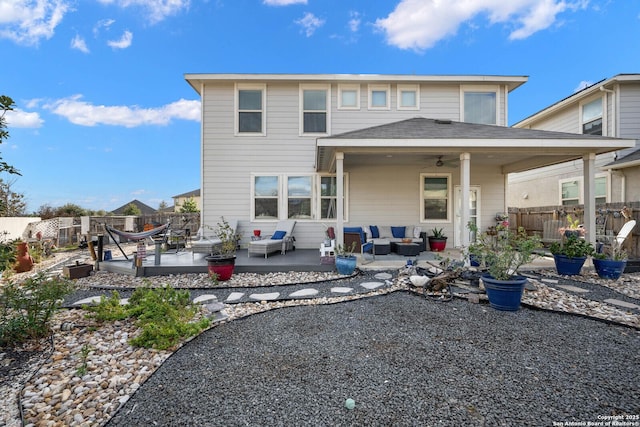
(346, 225), (425, 254)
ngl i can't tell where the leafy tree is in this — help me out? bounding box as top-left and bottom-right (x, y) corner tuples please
(179, 197), (199, 213)
(123, 203), (142, 216)
(0, 96), (21, 176)
(35, 204), (57, 219)
(0, 178), (26, 216)
(56, 203), (87, 217)
(158, 200), (168, 211)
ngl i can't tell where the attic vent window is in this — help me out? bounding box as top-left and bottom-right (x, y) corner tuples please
(435, 119), (452, 124)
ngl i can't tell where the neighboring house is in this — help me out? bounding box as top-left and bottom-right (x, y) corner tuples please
(110, 199), (157, 216)
(184, 73), (634, 249)
(173, 189), (201, 212)
(509, 74), (640, 207)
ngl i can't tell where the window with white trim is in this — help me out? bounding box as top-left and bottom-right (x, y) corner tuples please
(397, 84), (419, 110)
(253, 176), (279, 219)
(287, 176), (312, 219)
(421, 174), (451, 222)
(462, 87), (497, 125)
(559, 175), (608, 205)
(236, 84), (265, 134)
(368, 84), (390, 110)
(319, 175), (347, 219)
(582, 97), (602, 135)
(338, 84), (360, 110)
(300, 85), (329, 134)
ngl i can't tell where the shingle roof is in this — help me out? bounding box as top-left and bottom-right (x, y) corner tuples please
(324, 117), (614, 141)
(173, 189), (200, 198)
(110, 199), (157, 215)
(604, 147), (640, 168)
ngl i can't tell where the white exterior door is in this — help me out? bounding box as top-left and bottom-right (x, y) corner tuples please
(454, 186), (480, 247)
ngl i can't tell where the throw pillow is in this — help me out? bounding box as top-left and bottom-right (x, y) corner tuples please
(369, 225), (380, 238)
(413, 226), (422, 238)
(391, 226), (406, 238)
(272, 230), (286, 240)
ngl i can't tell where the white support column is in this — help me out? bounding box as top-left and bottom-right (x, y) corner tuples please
(583, 153), (596, 245)
(336, 152), (345, 246)
(460, 152), (471, 248)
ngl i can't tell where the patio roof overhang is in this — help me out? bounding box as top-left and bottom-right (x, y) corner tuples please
(316, 118), (636, 174)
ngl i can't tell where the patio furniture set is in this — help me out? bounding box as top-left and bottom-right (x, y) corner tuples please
(344, 225), (428, 260)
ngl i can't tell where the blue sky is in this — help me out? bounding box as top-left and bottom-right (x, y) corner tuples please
(1, 0), (639, 214)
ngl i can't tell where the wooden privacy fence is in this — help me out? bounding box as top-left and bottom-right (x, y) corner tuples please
(508, 202), (639, 258)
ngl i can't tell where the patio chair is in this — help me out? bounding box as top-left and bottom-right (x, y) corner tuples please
(248, 220), (296, 258)
(541, 220), (562, 247)
(343, 227), (375, 264)
(191, 219), (238, 257)
(616, 220), (636, 246)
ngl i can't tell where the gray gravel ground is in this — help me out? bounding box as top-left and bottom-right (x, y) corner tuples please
(106, 291), (640, 427)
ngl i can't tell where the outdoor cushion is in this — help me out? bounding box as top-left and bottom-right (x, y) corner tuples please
(369, 225), (380, 238)
(344, 227), (366, 244)
(391, 226), (406, 238)
(272, 230), (286, 240)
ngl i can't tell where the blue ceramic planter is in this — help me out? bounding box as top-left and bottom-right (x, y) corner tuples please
(481, 274), (528, 311)
(593, 258), (626, 280)
(336, 255), (357, 275)
(553, 254), (587, 276)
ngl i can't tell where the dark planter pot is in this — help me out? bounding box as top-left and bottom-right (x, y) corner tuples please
(593, 258), (627, 280)
(335, 255), (357, 275)
(553, 254), (587, 276)
(564, 230), (581, 239)
(469, 254), (480, 267)
(481, 274), (528, 311)
(205, 255), (236, 281)
(428, 237), (447, 252)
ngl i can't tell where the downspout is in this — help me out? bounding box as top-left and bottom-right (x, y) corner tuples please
(200, 82), (206, 231)
(599, 85), (616, 137)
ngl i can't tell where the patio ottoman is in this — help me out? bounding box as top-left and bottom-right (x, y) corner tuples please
(372, 239), (391, 255)
(394, 242), (421, 256)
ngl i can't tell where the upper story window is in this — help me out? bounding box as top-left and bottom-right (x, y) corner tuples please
(582, 97), (602, 135)
(368, 84), (390, 110)
(301, 85), (329, 134)
(236, 84), (265, 135)
(462, 87), (497, 125)
(338, 84), (360, 110)
(559, 175), (608, 205)
(397, 85), (419, 110)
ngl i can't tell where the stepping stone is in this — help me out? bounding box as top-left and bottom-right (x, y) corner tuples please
(210, 311), (229, 322)
(226, 292), (245, 302)
(204, 302), (225, 313)
(289, 288), (318, 298)
(73, 296), (104, 306)
(604, 299), (640, 310)
(557, 284), (590, 293)
(193, 294), (218, 304)
(374, 272), (393, 280)
(541, 278), (559, 284)
(249, 292), (279, 301)
(331, 287), (353, 294)
(360, 282), (384, 290)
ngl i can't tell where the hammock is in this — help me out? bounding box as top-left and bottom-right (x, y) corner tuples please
(103, 223), (170, 260)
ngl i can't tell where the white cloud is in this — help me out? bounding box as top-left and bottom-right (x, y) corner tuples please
(96, 0), (190, 24)
(375, 0), (588, 52)
(295, 12), (325, 37)
(71, 34), (90, 53)
(107, 30), (133, 49)
(93, 18), (115, 37)
(263, 0), (307, 5)
(0, 0), (72, 46)
(4, 109), (44, 128)
(45, 95), (201, 127)
(348, 11), (361, 32)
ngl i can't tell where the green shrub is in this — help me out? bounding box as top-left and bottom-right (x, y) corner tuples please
(85, 286), (211, 351)
(0, 240), (16, 272)
(0, 273), (74, 347)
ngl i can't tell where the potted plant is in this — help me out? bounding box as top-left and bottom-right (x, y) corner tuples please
(14, 240), (34, 273)
(467, 223), (542, 311)
(335, 241), (357, 275)
(205, 217), (241, 281)
(558, 214), (584, 239)
(549, 233), (595, 276)
(428, 228), (447, 252)
(592, 240), (627, 280)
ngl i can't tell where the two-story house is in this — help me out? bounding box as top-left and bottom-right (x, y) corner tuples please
(185, 74), (634, 249)
(509, 74), (640, 208)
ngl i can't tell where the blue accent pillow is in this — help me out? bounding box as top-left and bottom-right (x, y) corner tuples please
(391, 226), (406, 238)
(344, 227), (366, 243)
(369, 225), (379, 238)
(272, 230), (286, 240)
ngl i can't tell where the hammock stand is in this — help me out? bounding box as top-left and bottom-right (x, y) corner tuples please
(103, 223), (170, 260)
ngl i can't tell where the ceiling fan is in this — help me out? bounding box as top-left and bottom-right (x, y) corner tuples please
(434, 155), (458, 168)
